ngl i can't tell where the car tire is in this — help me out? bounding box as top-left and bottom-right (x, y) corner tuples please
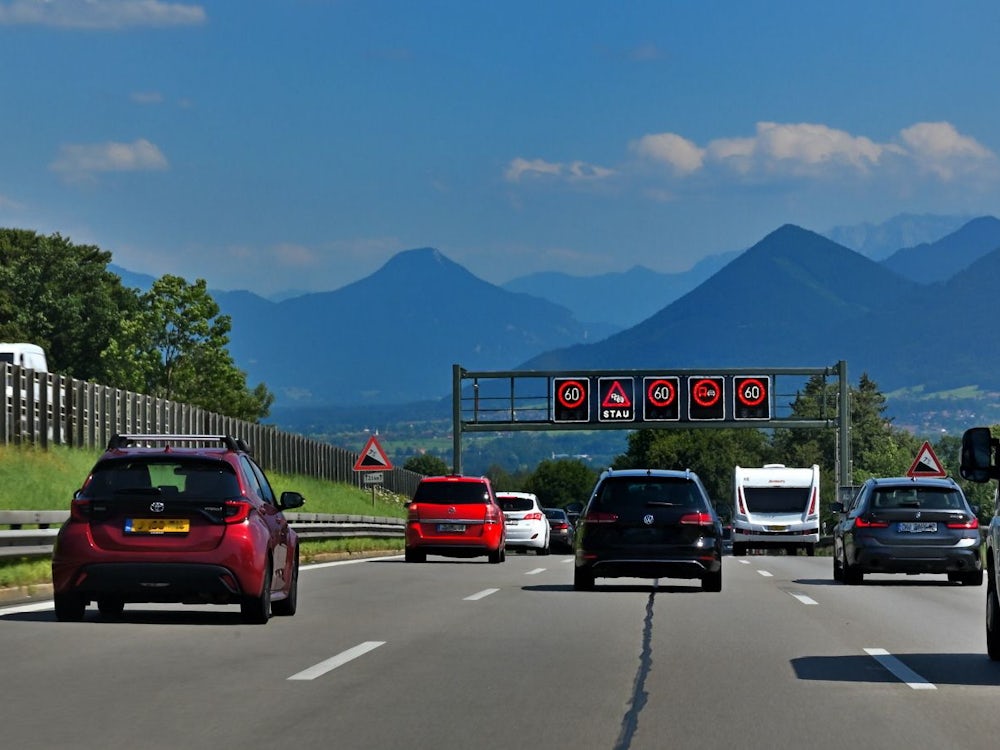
(272, 558), (298, 617)
(54, 592), (85, 622)
(843, 557), (863, 585)
(961, 568), (984, 587)
(702, 569), (722, 592)
(574, 567), (595, 591)
(241, 563), (272, 625)
(97, 596), (125, 620)
(732, 543), (746, 556)
(488, 546), (503, 564)
(833, 550), (844, 582)
(988, 575), (1000, 661)
(405, 548), (426, 563)
(537, 543), (550, 556)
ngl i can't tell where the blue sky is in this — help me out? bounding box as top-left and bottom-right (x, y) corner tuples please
(2, 1), (999, 297)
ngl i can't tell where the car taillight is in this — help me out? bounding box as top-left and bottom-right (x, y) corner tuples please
(736, 488), (748, 516)
(679, 512), (714, 526)
(583, 511), (618, 524)
(407, 503), (421, 521)
(69, 498), (91, 522)
(807, 487), (818, 517)
(524, 512), (543, 520)
(224, 499), (251, 524)
(485, 505), (502, 524)
(553, 522), (568, 530)
(854, 517), (889, 528)
(946, 517), (980, 529)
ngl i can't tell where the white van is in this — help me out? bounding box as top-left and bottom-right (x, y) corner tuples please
(732, 464), (820, 556)
(0, 343), (48, 372)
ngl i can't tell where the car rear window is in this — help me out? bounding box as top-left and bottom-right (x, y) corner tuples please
(82, 458), (240, 500)
(871, 487), (967, 511)
(498, 497), (535, 512)
(593, 477), (706, 510)
(413, 481), (491, 504)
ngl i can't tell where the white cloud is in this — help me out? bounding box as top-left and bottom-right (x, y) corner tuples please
(504, 156), (614, 183)
(50, 138), (169, 181)
(0, 0), (206, 29)
(899, 122), (995, 180)
(631, 133), (704, 175)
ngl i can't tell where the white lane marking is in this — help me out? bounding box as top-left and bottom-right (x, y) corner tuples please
(288, 641), (386, 681)
(790, 592), (818, 605)
(864, 648), (937, 690)
(464, 588), (499, 601)
(303, 554), (403, 571)
(525, 568), (545, 575)
(757, 570), (774, 577)
(0, 601), (52, 616)
(737, 559), (751, 565)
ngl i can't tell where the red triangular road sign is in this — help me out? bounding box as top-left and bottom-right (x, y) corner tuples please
(601, 380), (632, 409)
(354, 434), (393, 471)
(906, 441), (946, 478)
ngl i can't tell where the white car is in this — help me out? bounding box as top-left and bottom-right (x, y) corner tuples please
(497, 491), (550, 555)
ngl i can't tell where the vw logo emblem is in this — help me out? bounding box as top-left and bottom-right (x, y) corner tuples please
(643, 514), (654, 525)
(150, 501), (165, 513)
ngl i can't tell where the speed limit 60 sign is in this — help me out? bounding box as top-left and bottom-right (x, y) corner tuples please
(552, 377), (590, 423)
(733, 376), (771, 420)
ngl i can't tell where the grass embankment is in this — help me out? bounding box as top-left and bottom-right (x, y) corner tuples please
(0, 444), (407, 591)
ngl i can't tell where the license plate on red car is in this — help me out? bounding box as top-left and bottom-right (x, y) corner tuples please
(897, 522), (937, 533)
(125, 518), (190, 534)
(436, 523), (466, 533)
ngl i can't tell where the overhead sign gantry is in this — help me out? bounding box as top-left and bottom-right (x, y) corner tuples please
(451, 362), (851, 488)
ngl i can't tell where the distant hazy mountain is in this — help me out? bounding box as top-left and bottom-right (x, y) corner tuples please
(502, 251), (739, 330)
(881, 215), (1000, 282)
(823, 213), (972, 260)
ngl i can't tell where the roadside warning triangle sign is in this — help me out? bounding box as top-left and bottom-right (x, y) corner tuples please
(601, 380), (632, 409)
(906, 441), (946, 478)
(354, 434), (393, 471)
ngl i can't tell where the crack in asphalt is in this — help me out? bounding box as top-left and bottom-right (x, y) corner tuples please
(612, 583), (657, 750)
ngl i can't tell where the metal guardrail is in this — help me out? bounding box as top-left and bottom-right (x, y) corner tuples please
(0, 511), (404, 559)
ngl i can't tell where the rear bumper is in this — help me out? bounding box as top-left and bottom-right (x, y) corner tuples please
(53, 562), (248, 604)
(577, 551), (722, 581)
(852, 544), (982, 574)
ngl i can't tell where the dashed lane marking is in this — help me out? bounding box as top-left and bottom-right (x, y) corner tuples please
(287, 641), (386, 681)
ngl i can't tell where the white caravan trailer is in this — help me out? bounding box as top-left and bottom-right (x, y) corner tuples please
(732, 464), (820, 556)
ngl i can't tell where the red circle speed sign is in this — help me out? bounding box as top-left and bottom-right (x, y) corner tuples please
(557, 380), (587, 409)
(646, 378), (676, 408)
(736, 377), (767, 407)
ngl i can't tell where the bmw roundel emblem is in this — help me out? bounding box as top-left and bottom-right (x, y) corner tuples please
(643, 514), (654, 525)
(150, 501), (166, 513)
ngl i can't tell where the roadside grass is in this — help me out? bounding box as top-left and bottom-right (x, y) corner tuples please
(0, 443), (408, 591)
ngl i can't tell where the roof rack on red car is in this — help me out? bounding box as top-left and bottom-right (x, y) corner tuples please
(106, 434), (251, 454)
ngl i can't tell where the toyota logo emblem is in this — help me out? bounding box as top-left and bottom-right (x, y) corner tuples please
(643, 514), (654, 525)
(150, 501), (165, 513)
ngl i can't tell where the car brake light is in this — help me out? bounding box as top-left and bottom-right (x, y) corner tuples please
(407, 503), (421, 521)
(553, 522), (568, 530)
(807, 487), (818, 517)
(854, 517), (889, 528)
(524, 512), (543, 520)
(946, 517), (979, 529)
(224, 499), (251, 524)
(736, 488), (747, 516)
(679, 512), (714, 526)
(484, 505), (502, 524)
(583, 511), (618, 523)
(70, 498), (91, 522)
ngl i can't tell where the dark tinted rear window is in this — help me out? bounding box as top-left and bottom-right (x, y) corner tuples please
(413, 481), (491, 504)
(498, 497), (535, 512)
(83, 458), (239, 500)
(593, 476), (707, 510)
(870, 486), (967, 511)
(743, 487), (811, 513)
(544, 508), (567, 520)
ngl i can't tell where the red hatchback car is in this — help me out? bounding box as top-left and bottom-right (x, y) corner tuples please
(405, 475), (506, 563)
(51, 434), (305, 623)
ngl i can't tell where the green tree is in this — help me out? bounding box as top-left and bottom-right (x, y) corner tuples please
(403, 453), (450, 476)
(523, 458), (598, 508)
(614, 428), (772, 512)
(0, 228), (138, 379)
(104, 275), (273, 421)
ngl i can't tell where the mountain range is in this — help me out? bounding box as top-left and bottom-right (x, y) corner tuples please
(109, 214), (1000, 424)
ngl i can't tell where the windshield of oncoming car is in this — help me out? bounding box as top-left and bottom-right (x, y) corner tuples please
(412, 482), (491, 504)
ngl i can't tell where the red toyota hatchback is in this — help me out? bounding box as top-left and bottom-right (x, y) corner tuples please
(51, 434), (305, 623)
(405, 475), (506, 563)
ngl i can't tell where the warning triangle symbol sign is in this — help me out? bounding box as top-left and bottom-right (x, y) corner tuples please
(354, 434), (393, 471)
(602, 380), (632, 409)
(906, 441), (946, 478)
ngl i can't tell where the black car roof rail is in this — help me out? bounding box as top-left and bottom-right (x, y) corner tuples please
(107, 434), (247, 453)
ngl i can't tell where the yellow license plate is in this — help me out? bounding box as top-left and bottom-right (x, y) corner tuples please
(125, 518), (190, 534)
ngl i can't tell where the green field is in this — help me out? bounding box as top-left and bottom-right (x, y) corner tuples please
(0, 444), (407, 591)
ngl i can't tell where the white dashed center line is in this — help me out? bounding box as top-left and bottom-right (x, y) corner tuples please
(288, 641), (386, 681)
(464, 588), (499, 601)
(864, 648), (936, 690)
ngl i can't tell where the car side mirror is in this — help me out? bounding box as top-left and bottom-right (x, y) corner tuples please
(961, 427), (999, 483)
(279, 490), (306, 510)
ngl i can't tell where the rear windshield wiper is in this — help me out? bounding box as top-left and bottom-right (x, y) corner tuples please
(645, 501), (680, 507)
